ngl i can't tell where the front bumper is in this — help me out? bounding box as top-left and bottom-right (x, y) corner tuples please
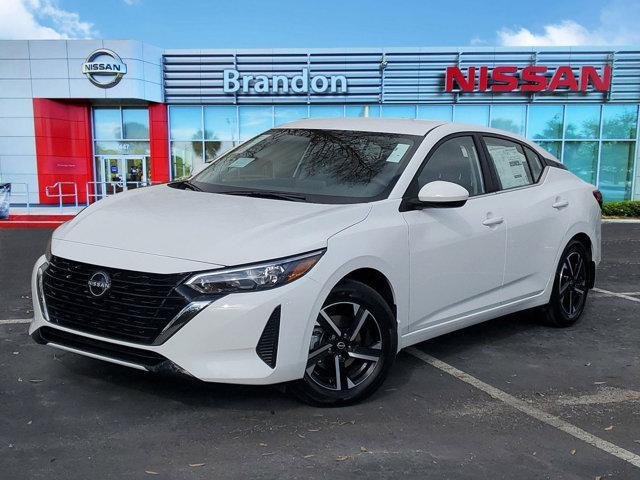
(29, 255), (322, 385)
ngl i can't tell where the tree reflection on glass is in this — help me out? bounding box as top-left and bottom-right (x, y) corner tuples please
(531, 114), (563, 140)
(603, 108), (638, 139)
(194, 129), (417, 200)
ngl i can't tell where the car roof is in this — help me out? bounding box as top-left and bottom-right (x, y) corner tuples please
(277, 117), (446, 136)
(275, 117), (556, 160)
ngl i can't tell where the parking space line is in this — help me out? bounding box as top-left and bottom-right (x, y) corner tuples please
(406, 347), (640, 469)
(593, 288), (640, 303)
(0, 318), (32, 325)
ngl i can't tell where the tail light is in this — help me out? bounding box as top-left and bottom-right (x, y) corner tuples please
(592, 190), (603, 209)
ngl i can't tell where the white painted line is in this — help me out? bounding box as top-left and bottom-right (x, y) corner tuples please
(406, 347), (640, 469)
(593, 288), (640, 303)
(0, 318), (32, 325)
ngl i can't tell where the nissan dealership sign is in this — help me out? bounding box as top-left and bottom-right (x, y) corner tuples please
(223, 68), (348, 95)
(445, 65), (612, 93)
(82, 49), (128, 88)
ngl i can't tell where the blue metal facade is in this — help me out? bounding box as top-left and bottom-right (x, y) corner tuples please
(162, 47), (640, 201)
(163, 47), (640, 104)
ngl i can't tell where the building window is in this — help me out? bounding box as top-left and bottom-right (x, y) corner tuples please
(170, 141), (202, 179)
(345, 105), (380, 117)
(309, 105), (344, 118)
(417, 105), (452, 121)
(491, 105), (526, 135)
(204, 106), (238, 160)
(239, 106), (273, 140)
(599, 141), (636, 201)
(162, 102), (638, 200)
(602, 104), (638, 140)
(122, 108), (149, 139)
(453, 105), (489, 126)
(383, 105), (416, 118)
(93, 108), (122, 140)
(92, 107), (151, 192)
(169, 106), (205, 178)
(536, 141), (562, 159)
(563, 141), (599, 185)
(274, 105), (309, 125)
(528, 105), (563, 140)
(564, 105), (600, 139)
(169, 106), (202, 141)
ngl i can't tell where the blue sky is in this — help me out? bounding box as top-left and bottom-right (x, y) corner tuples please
(1, 0), (639, 47)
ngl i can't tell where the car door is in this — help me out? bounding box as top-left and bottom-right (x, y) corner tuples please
(402, 134), (506, 334)
(480, 135), (569, 301)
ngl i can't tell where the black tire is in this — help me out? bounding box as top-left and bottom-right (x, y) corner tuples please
(542, 239), (590, 328)
(290, 279), (397, 407)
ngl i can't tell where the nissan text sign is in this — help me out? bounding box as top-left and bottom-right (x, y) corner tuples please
(445, 65), (611, 93)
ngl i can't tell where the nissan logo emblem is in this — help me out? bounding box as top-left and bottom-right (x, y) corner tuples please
(87, 271), (111, 297)
(81, 49), (127, 89)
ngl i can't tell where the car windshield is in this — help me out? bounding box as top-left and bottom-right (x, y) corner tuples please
(188, 128), (420, 203)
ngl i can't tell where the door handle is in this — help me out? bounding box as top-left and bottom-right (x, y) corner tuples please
(482, 216), (504, 227)
(552, 199), (569, 209)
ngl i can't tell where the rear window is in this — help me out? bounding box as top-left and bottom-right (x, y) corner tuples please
(524, 146), (545, 182)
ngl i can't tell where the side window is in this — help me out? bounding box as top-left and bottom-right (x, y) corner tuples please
(483, 137), (534, 190)
(417, 136), (485, 196)
(524, 146), (544, 182)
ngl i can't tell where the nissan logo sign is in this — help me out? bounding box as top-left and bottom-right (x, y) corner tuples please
(82, 49), (127, 88)
(87, 271), (112, 297)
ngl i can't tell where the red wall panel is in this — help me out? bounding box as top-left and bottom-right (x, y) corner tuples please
(149, 103), (170, 183)
(33, 99), (93, 205)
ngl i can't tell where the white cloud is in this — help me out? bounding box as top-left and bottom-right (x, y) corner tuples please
(0, 0), (95, 40)
(494, 1), (640, 47)
(498, 20), (596, 47)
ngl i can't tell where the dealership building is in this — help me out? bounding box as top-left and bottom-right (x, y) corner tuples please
(0, 39), (639, 206)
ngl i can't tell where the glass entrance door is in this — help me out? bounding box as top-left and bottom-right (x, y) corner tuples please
(95, 156), (149, 199)
(123, 157), (147, 190)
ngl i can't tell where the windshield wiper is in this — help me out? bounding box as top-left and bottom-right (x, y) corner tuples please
(219, 190), (308, 202)
(170, 180), (201, 191)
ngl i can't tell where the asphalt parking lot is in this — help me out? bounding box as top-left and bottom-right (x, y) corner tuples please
(1, 223), (639, 479)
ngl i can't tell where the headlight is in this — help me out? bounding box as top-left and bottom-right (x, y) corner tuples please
(185, 250), (325, 295)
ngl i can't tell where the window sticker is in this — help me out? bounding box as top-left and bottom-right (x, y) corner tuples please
(229, 157), (255, 168)
(487, 145), (529, 189)
(460, 145), (469, 158)
(386, 143), (411, 163)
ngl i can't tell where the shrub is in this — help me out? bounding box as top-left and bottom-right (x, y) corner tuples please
(602, 200), (640, 217)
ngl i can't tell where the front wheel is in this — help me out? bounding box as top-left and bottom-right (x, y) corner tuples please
(290, 279), (397, 406)
(543, 240), (590, 328)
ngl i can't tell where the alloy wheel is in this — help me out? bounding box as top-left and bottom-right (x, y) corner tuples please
(306, 301), (383, 391)
(558, 251), (587, 318)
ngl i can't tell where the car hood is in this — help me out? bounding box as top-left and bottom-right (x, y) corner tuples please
(53, 185), (371, 268)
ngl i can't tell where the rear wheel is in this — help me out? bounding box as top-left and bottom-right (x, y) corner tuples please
(290, 280), (396, 406)
(543, 240), (590, 327)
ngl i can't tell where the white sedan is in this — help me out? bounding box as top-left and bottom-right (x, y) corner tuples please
(30, 118), (601, 406)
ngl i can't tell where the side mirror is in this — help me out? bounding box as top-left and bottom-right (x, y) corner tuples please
(416, 181), (469, 208)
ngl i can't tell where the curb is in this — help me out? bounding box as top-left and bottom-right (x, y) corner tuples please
(602, 218), (640, 224)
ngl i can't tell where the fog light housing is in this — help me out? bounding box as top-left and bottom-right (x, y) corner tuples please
(36, 262), (50, 321)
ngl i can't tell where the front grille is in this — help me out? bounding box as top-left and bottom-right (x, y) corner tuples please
(42, 256), (191, 345)
(35, 326), (168, 369)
